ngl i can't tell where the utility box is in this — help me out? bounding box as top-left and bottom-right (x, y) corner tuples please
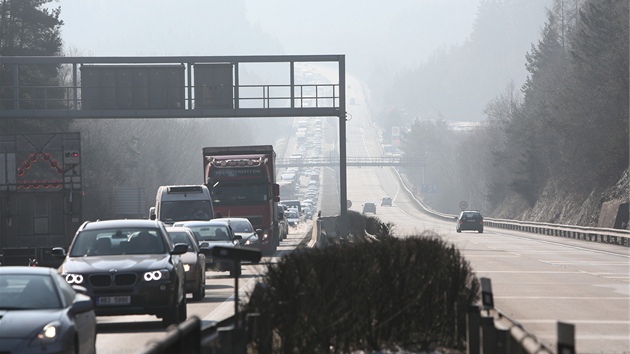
(194, 63), (234, 109)
(81, 65), (185, 110)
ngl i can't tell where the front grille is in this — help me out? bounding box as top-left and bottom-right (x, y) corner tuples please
(90, 274), (112, 287)
(89, 273), (137, 287)
(115, 273), (137, 286)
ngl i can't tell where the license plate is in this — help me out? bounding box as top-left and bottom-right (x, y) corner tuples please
(97, 296), (131, 306)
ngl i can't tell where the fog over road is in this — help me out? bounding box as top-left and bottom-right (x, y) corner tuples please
(95, 65), (629, 353)
(313, 66), (630, 353)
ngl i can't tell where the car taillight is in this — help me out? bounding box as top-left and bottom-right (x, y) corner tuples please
(480, 220), (483, 224)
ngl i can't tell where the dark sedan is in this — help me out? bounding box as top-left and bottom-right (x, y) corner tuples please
(53, 219), (189, 327)
(455, 210), (484, 233)
(0, 266), (97, 354)
(166, 226), (207, 301)
(172, 220), (242, 277)
(220, 217), (263, 250)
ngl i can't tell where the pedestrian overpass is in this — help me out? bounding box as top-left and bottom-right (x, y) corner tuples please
(0, 54), (357, 237)
(276, 156), (425, 168)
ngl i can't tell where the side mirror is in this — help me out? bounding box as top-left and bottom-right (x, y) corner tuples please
(199, 243), (212, 257)
(172, 243), (188, 255)
(149, 207), (156, 220)
(69, 295), (94, 316)
(72, 285), (88, 294)
(256, 229), (264, 237)
(233, 235), (242, 241)
(52, 247), (66, 258)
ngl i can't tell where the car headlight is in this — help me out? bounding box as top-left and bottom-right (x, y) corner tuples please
(244, 239), (255, 246)
(183, 264), (191, 272)
(143, 269), (170, 282)
(64, 273), (84, 285)
(30, 321), (61, 346)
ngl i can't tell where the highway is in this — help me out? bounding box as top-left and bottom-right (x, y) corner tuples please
(94, 66), (629, 353)
(311, 65), (630, 353)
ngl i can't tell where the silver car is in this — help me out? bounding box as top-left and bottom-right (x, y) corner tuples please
(172, 220), (242, 276)
(0, 266), (97, 354)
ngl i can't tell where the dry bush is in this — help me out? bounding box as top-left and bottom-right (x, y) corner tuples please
(243, 233), (480, 353)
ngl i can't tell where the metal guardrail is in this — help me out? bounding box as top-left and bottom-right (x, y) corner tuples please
(393, 169), (630, 248)
(136, 316), (202, 354)
(467, 306), (557, 354)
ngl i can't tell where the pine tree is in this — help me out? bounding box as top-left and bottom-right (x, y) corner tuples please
(0, 0), (69, 133)
(560, 0), (629, 191)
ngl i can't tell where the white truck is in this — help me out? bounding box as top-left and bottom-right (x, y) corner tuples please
(149, 185), (215, 225)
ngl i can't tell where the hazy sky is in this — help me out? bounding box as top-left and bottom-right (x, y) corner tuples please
(57, 0), (481, 72)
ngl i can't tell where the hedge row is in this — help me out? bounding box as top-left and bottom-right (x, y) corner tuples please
(243, 228), (479, 353)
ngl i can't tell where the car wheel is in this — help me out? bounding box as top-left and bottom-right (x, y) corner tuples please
(192, 272), (205, 301)
(68, 337), (78, 354)
(177, 295), (187, 321)
(478, 228), (484, 233)
(162, 296), (181, 327)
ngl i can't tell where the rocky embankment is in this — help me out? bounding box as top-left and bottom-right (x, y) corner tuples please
(490, 169), (629, 228)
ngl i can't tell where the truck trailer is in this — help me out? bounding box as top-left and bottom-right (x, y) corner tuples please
(202, 145), (280, 255)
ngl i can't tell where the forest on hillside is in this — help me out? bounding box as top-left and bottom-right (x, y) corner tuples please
(1, 0), (627, 226)
(383, 0), (628, 225)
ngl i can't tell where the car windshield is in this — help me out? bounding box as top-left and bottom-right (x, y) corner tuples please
(160, 200), (213, 222)
(0, 274), (61, 310)
(69, 228), (166, 256)
(185, 225), (231, 241)
(229, 220), (252, 233)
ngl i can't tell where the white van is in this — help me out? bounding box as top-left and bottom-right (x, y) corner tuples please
(149, 185), (214, 225)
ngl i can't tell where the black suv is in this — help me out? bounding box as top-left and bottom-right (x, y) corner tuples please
(456, 211), (484, 233)
(53, 219), (189, 327)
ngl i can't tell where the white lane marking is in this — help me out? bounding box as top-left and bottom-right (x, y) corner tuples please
(516, 319), (630, 324)
(473, 270), (585, 273)
(544, 261), (629, 265)
(203, 275), (260, 322)
(495, 296), (629, 300)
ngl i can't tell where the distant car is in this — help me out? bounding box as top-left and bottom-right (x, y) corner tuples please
(220, 217), (264, 251)
(277, 206), (289, 240)
(456, 211), (484, 233)
(53, 219), (189, 327)
(166, 226), (208, 301)
(285, 209), (300, 227)
(381, 197), (392, 206)
(172, 220), (242, 276)
(302, 205), (313, 219)
(0, 266), (97, 354)
(362, 202), (377, 214)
